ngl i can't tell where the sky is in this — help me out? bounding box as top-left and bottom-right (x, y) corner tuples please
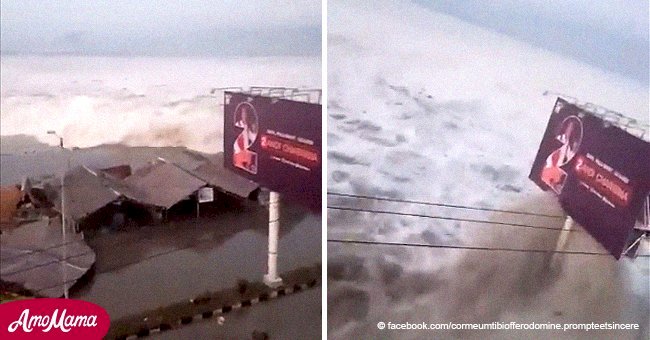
(2, 1), (647, 85)
(0, 0), (322, 57)
(412, 0), (649, 85)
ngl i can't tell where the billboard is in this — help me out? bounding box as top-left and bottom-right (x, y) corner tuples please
(223, 92), (321, 211)
(530, 98), (650, 258)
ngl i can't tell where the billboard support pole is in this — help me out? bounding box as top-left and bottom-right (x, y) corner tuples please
(264, 191), (283, 288)
(554, 216), (574, 257)
(623, 196), (650, 258)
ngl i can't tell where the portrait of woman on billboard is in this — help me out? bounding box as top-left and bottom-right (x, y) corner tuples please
(233, 102), (259, 174)
(540, 115), (583, 194)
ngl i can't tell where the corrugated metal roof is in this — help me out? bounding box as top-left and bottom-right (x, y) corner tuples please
(44, 151), (257, 219)
(99, 165), (132, 179)
(1, 218), (95, 298)
(191, 153), (259, 198)
(52, 166), (122, 221)
(124, 160), (206, 208)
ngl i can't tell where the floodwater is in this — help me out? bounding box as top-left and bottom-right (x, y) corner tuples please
(76, 202), (320, 320)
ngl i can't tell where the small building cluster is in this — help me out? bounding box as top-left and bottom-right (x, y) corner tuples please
(1, 151), (259, 233)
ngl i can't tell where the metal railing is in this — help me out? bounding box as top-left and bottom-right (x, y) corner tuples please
(543, 91), (649, 141)
(212, 86), (322, 104)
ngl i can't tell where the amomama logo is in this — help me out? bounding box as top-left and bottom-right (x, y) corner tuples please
(0, 298), (110, 339)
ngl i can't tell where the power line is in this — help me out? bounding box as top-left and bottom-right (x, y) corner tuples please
(33, 277), (83, 295)
(328, 192), (565, 218)
(8, 233), (253, 294)
(3, 221), (269, 281)
(29, 227), (299, 294)
(6, 236), (211, 294)
(27, 240), (224, 295)
(94, 225), (271, 274)
(328, 239), (650, 257)
(328, 206), (580, 232)
(1, 249), (95, 277)
(2, 239), (88, 261)
(328, 192), (650, 256)
(1, 230), (159, 277)
(95, 238), (214, 274)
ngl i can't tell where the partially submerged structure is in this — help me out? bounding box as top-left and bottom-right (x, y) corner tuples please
(99, 164), (132, 179)
(125, 159), (205, 208)
(0, 185), (23, 226)
(1, 178), (49, 228)
(42, 152), (259, 231)
(0, 218), (95, 298)
(47, 165), (148, 231)
(191, 153), (259, 200)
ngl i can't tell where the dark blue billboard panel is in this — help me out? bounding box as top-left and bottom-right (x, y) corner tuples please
(530, 98), (650, 258)
(223, 92), (322, 211)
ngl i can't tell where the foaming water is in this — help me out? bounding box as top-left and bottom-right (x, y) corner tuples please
(0, 55), (320, 153)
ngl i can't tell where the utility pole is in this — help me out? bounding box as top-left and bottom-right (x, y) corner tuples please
(48, 130), (69, 299)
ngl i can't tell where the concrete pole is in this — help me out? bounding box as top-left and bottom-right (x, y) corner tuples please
(556, 216), (574, 250)
(61, 148), (69, 299)
(642, 198), (647, 226)
(263, 191), (283, 288)
(552, 215), (574, 266)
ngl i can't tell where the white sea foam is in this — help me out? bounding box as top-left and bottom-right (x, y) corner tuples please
(0, 55), (320, 153)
